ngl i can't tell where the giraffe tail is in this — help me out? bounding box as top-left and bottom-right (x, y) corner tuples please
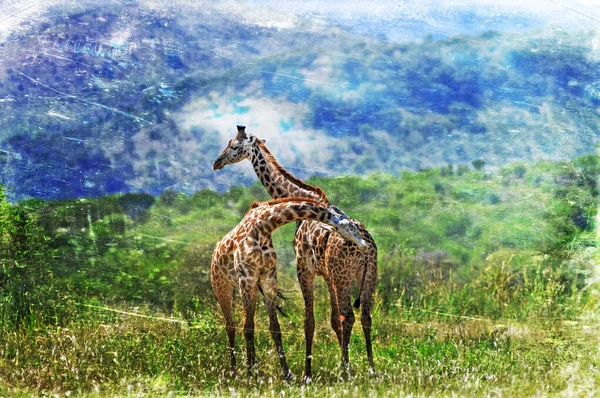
(276, 289), (288, 300)
(258, 285), (289, 318)
(276, 305), (288, 318)
(354, 255), (370, 309)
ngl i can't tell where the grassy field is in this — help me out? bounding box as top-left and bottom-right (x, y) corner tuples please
(1, 158), (599, 396)
(1, 304), (598, 396)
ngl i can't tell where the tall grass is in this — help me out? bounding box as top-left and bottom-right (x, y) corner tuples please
(0, 158), (598, 395)
(0, 298), (597, 396)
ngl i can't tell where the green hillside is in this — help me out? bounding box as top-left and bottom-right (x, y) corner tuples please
(0, 156), (598, 395)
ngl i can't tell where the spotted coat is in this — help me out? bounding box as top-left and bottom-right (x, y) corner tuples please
(210, 197), (367, 378)
(213, 126), (378, 377)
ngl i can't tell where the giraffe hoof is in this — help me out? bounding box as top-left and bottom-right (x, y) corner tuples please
(339, 364), (351, 380)
(283, 370), (295, 383)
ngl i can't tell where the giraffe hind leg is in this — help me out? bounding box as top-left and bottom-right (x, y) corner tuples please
(359, 259), (378, 375)
(297, 256), (316, 381)
(335, 282), (355, 379)
(213, 282), (236, 373)
(239, 277), (258, 377)
(261, 272), (293, 381)
(326, 279), (343, 347)
(258, 284), (288, 317)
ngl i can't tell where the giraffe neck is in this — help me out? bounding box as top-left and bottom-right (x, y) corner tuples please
(253, 201), (334, 235)
(249, 140), (327, 203)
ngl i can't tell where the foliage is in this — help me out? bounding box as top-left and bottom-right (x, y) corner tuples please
(0, 155), (598, 395)
(0, 186), (63, 326)
(471, 159), (485, 171)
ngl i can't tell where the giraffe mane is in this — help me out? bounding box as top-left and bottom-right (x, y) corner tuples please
(255, 138), (329, 204)
(250, 196), (325, 209)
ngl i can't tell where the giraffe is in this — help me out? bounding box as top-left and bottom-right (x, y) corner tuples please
(211, 197), (368, 379)
(213, 126), (378, 378)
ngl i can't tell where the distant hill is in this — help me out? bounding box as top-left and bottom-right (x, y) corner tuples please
(0, 1), (599, 200)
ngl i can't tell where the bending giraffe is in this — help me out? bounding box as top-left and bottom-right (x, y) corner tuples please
(213, 126), (378, 378)
(211, 197), (368, 379)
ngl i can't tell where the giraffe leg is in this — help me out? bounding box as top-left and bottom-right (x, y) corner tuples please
(297, 254), (316, 381)
(358, 260), (377, 375)
(214, 283), (236, 372)
(327, 245), (356, 378)
(325, 278), (343, 347)
(239, 277), (258, 377)
(261, 267), (293, 381)
(335, 282), (355, 378)
(211, 258), (237, 373)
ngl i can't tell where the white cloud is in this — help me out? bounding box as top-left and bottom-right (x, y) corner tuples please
(247, 0), (599, 21)
(141, 0), (300, 30)
(247, 0), (600, 33)
(0, 0), (60, 43)
(298, 55), (336, 89)
(214, 1), (298, 29)
(174, 93), (336, 174)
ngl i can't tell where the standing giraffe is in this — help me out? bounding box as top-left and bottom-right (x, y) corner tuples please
(213, 126), (378, 378)
(211, 197), (368, 379)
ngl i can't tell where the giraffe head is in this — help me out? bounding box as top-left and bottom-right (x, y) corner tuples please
(328, 205), (368, 251)
(212, 125), (255, 170)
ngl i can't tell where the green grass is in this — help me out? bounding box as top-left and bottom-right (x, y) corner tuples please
(1, 157), (599, 396)
(0, 301), (598, 396)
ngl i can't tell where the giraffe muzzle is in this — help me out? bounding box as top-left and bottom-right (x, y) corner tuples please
(212, 158), (225, 170)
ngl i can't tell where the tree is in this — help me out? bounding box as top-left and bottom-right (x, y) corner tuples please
(0, 185), (57, 326)
(118, 193), (155, 221)
(472, 159), (485, 171)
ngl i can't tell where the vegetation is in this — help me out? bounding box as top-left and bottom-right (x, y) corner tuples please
(0, 157), (599, 396)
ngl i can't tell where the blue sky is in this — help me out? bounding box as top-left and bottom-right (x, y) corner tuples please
(2, 0), (598, 44)
(1, 0), (599, 198)
(243, 0), (600, 40)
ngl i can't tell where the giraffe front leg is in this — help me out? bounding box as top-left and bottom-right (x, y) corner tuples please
(239, 277), (258, 378)
(211, 265), (237, 373)
(359, 263), (377, 375)
(261, 267), (293, 381)
(335, 283), (355, 379)
(327, 250), (355, 379)
(325, 278), (343, 347)
(297, 256), (316, 382)
(214, 285), (236, 373)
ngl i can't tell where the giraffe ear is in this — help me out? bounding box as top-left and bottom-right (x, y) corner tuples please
(236, 125), (247, 140)
(261, 138), (269, 144)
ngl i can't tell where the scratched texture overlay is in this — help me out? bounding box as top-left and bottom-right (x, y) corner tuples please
(0, 0), (598, 200)
(0, 1), (600, 395)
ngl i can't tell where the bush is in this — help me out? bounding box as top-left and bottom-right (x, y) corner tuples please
(118, 193), (155, 221)
(472, 159), (485, 171)
(0, 186), (66, 326)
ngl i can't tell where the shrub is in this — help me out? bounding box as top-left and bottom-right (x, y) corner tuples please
(472, 159), (485, 170)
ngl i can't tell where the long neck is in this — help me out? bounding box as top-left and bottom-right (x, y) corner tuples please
(249, 140), (328, 203)
(254, 201), (334, 235)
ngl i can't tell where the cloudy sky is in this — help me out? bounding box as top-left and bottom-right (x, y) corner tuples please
(1, 0), (599, 197)
(241, 0), (600, 39)
(2, 0), (599, 42)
